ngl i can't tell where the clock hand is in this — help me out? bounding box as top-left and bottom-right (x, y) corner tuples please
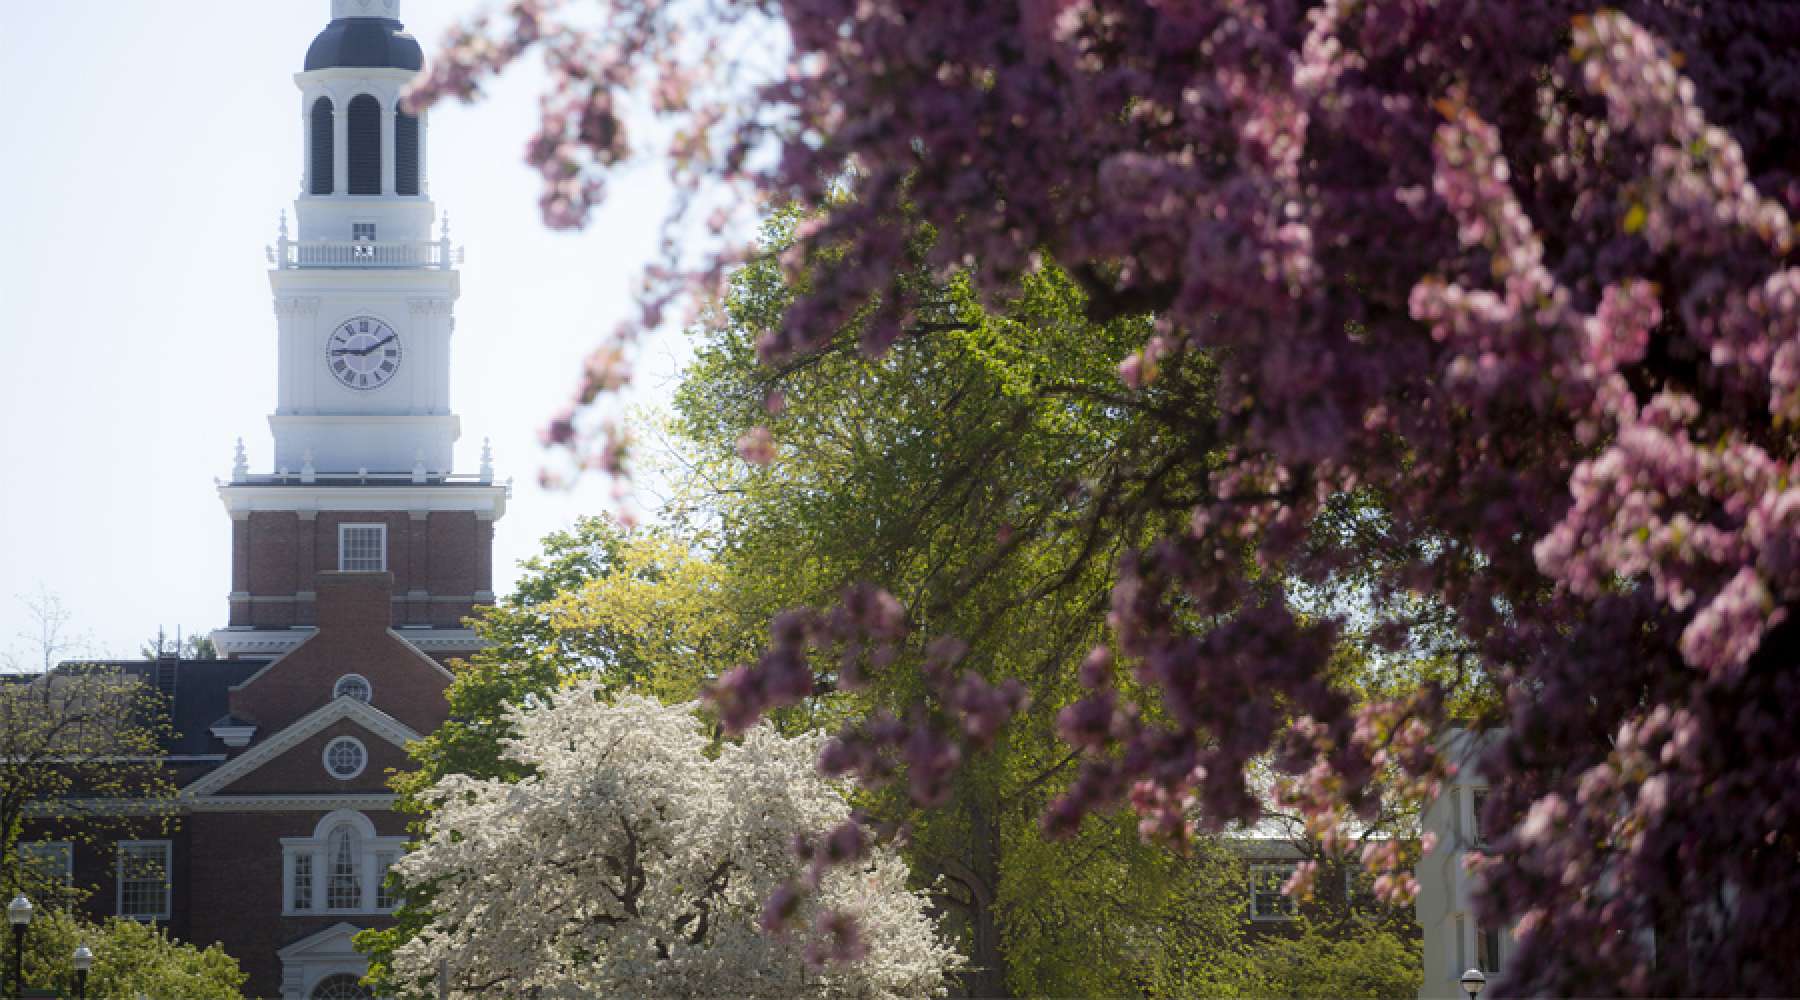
(355, 334), (397, 356)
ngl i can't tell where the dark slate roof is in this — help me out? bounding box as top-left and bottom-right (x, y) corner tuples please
(305, 17), (424, 72)
(59, 658), (270, 756)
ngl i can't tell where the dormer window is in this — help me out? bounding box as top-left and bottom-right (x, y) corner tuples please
(333, 674), (372, 703)
(339, 524), (386, 572)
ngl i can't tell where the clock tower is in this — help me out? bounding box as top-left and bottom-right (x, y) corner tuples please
(213, 0), (507, 661)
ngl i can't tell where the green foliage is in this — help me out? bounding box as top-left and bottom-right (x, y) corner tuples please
(18, 908), (245, 1000)
(137, 633), (217, 660)
(1207, 920), (1422, 1000)
(370, 209), (1428, 996)
(0, 668), (177, 900)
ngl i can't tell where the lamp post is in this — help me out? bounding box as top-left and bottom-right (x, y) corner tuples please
(7, 894), (33, 999)
(72, 943), (94, 999)
(1460, 967), (1487, 1000)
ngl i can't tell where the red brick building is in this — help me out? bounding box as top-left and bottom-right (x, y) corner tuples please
(20, 3), (507, 996)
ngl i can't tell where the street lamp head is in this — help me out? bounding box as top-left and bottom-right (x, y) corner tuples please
(5, 894), (32, 928)
(73, 943), (94, 971)
(1460, 967), (1487, 999)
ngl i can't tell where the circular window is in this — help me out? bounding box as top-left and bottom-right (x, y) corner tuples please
(322, 737), (367, 780)
(333, 674), (372, 703)
(311, 974), (373, 1000)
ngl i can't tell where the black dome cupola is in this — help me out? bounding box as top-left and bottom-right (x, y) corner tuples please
(305, 0), (422, 72)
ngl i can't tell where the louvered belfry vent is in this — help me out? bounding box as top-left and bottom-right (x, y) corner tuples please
(396, 111), (420, 196)
(310, 97), (335, 195)
(347, 94), (382, 195)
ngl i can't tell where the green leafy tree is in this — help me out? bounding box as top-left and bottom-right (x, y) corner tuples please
(136, 632), (217, 661)
(370, 212), (1424, 996)
(18, 909), (245, 999)
(1, 594), (176, 906)
(663, 213), (1366, 996)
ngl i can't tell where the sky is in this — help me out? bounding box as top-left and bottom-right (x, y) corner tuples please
(0, 0), (691, 660)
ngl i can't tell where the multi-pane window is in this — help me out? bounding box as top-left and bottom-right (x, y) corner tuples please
(1471, 788), (1491, 846)
(19, 841), (72, 887)
(1478, 925), (1504, 974)
(284, 812), (406, 915)
(338, 524), (386, 572)
(117, 841), (172, 921)
(352, 222), (377, 241)
(290, 853), (314, 912)
(376, 851), (401, 909)
(327, 826), (362, 910)
(1248, 863), (1297, 920)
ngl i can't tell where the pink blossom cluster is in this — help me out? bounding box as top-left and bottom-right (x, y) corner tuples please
(418, 1), (1800, 992)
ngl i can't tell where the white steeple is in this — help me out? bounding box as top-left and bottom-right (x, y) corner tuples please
(261, 0), (459, 476)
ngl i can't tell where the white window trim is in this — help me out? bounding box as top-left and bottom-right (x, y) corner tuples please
(333, 673), (373, 703)
(337, 523), (387, 572)
(21, 840), (73, 885)
(1248, 862), (1299, 921)
(282, 810), (406, 916)
(116, 840), (172, 921)
(322, 736), (368, 781)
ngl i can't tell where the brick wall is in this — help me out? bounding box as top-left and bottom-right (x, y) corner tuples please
(216, 720), (413, 795)
(228, 572), (451, 736)
(186, 809), (410, 999)
(21, 817), (195, 940)
(231, 510), (491, 629)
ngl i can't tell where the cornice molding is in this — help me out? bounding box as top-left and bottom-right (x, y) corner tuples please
(27, 793), (400, 817)
(211, 626), (482, 658)
(191, 793), (398, 813)
(275, 296), (322, 317)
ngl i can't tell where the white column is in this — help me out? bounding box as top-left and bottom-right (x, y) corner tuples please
(381, 103), (397, 196)
(301, 106), (313, 195)
(332, 98), (348, 197)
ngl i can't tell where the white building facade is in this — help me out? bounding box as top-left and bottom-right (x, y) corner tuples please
(1416, 729), (1510, 999)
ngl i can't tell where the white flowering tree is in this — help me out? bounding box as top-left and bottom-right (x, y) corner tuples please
(385, 687), (960, 998)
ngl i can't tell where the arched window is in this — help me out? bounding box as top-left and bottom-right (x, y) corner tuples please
(311, 973), (373, 1000)
(326, 825), (362, 909)
(310, 97), (335, 195)
(346, 95), (382, 196)
(333, 674), (371, 703)
(284, 810), (403, 916)
(395, 111), (420, 196)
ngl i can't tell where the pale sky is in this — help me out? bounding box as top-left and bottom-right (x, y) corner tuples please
(0, 1), (689, 660)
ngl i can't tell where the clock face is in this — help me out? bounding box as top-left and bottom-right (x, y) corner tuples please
(327, 316), (403, 390)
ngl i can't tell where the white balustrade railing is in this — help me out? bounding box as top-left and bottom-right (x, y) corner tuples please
(266, 238), (462, 270)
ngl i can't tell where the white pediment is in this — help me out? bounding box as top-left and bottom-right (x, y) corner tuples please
(278, 921), (365, 960)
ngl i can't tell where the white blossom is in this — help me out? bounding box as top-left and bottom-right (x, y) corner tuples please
(391, 686), (961, 998)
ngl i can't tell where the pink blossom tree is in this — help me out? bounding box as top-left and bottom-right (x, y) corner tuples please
(409, 2), (1800, 993)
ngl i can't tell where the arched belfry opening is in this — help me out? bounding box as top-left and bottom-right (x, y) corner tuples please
(309, 97), (335, 195)
(395, 110), (420, 196)
(347, 95), (382, 195)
